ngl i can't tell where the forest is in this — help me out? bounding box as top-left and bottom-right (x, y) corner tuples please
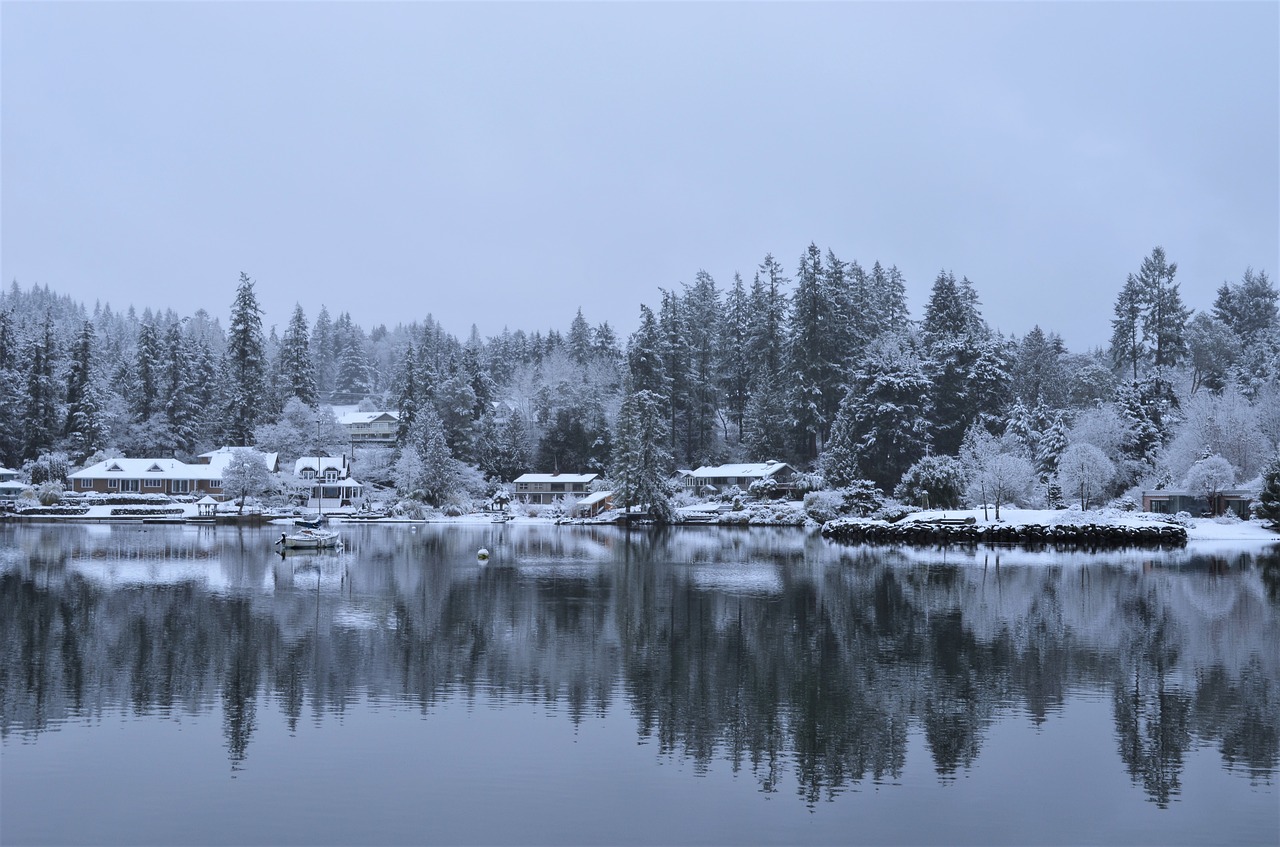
(0, 244), (1275, 518)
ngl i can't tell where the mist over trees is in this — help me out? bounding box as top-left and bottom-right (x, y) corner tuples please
(0, 243), (1273, 513)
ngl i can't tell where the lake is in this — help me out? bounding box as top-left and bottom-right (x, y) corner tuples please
(2, 522), (1277, 846)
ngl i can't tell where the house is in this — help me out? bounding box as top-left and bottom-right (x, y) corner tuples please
(684, 461), (796, 496)
(294, 456), (364, 508)
(572, 490), (614, 518)
(1142, 488), (1254, 518)
(67, 449), (279, 497)
(337, 411), (399, 447)
(512, 472), (598, 505)
(0, 466), (24, 501)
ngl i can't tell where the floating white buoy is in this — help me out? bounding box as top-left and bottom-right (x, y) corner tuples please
(477, 548), (490, 561)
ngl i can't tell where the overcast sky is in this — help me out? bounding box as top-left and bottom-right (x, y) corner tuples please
(3, 2), (1276, 352)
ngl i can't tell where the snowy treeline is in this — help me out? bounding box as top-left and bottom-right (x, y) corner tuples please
(1, 245), (1275, 511)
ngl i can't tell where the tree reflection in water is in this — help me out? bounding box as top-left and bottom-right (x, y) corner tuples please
(0, 523), (1276, 805)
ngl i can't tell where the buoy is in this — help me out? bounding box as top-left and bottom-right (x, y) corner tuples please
(477, 548), (490, 560)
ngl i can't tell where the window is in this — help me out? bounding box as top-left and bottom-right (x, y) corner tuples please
(171, 480), (190, 494)
(121, 480), (140, 492)
(550, 483), (565, 492)
(107, 479), (119, 490)
(144, 479), (163, 488)
(78, 478), (94, 490)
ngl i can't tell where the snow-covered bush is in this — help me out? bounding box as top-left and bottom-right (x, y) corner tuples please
(37, 482), (64, 506)
(894, 455), (966, 510)
(870, 501), (921, 523)
(839, 480), (887, 517)
(803, 490), (844, 523)
(1168, 511), (1196, 529)
(1213, 511), (1242, 525)
(748, 477), (778, 500)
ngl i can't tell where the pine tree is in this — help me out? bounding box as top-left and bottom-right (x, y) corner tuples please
(658, 288), (691, 463)
(0, 309), (21, 466)
(23, 313), (60, 460)
(311, 306), (336, 400)
(821, 336), (931, 491)
(683, 271), (720, 464)
(133, 319), (163, 421)
(1213, 267), (1277, 345)
(332, 312), (373, 401)
(280, 304), (317, 407)
(788, 243), (852, 461)
(394, 342), (419, 445)
(716, 272), (751, 444)
(1254, 453), (1280, 527)
(163, 323), (200, 456)
(402, 405), (457, 506)
(63, 320), (107, 462)
(567, 308), (593, 367)
(1136, 247), (1191, 372)
(922, 272), (1002, 455)
(1110, 273), (1146, 381)
(612, 380), (673, 521)
(224, 272), (267, 445)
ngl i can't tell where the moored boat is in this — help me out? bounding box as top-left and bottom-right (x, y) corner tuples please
(276, 528), (341, 549)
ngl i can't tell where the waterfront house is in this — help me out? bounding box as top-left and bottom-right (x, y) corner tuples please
(68, 448), (279, 497)
(512, 472), (598, 505)
(684, 461), (797, 496)
(294, 456), (364, 508)
(0, 466), (25, 501)
(1142, 488), (1254, 518)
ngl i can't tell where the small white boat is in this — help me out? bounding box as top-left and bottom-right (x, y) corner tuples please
(277, 529), (341, 550)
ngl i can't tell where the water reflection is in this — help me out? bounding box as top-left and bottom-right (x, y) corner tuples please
(1, 523), (1276, 806)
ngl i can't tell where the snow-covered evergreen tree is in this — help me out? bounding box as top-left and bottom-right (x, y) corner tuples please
(682, 271), (721, 464)
(311, 306), (336, 400)
(612, 381), (673, 521)
(23, 313), (60, 461)
(1253, 453), (1280, 527)
(788, 243), (853, 462)
(716, 272), (751, 446)
(224, 273), (267, 445)
(821, 335), (931, 491)
(280, 304), (317, 407)
(133, 319), (163, 422)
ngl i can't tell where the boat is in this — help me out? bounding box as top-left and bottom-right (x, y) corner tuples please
(491, 513), (514, 523)
(276, 528), (341, 549)
(294, 513), (328, 529)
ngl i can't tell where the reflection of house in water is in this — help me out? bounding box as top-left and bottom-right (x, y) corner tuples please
(295, 456), (364, 508)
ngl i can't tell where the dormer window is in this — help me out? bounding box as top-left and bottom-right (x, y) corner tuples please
(107, 462), (122, 472)
(147, 463), (163, 473)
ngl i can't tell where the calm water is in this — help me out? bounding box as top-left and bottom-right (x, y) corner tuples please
(1, 522), (1277, 846)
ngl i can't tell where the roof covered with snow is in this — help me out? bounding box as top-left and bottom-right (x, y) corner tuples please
(576, 490), (613, 506)
(513, 473), (599, 484)
(690, 462), (792, 479)
(295, 456), (350, 477)
(200, 447), (279, 472)
(337, 411), (398, 425)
